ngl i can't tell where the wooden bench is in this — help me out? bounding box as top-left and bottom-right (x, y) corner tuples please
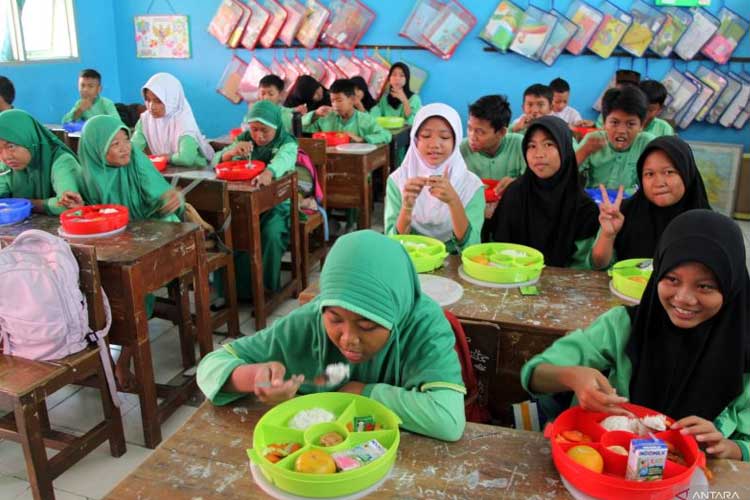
(296, 138), (328, 289)
(0, 242), (126, 500)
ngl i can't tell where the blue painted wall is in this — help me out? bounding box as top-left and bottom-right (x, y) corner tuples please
(0, 0), (121, 122)
(4, 0), (749, 150)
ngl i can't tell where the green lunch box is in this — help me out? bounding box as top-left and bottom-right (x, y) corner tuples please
(390, 234), (448, 273)
(376, 116), (405, 129)
(609, 258), (653, 301)
(461, 243), (545, 284)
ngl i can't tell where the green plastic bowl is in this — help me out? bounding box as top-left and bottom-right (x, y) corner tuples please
(390, 235), (448, 273)
(609, 258), (652, 301)
(461, 243), (544, 284)
(376, 116), (405, 129)
(248, 393), (401, 498)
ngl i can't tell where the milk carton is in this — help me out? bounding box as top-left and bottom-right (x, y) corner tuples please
(626, 437), (668, 481)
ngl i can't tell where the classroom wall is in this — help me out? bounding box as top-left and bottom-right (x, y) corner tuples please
(4, 0), (749, 151)
(0, 0), (121, 123)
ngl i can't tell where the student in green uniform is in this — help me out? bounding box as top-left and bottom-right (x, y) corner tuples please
(257, 74), (294, 134)
(460, 94), (525, 197)
(302, 79), (391, 144)
(370, 62), (421, 126)
(213, 101), (298, 295)
(385, 103), (484, 254)
(197, 230), (467, 442)
(350, 76), (377, 112)
(639, 80), (675, 137)
(0, 109), (83, 214)
(284, 75), (330, 114)
(490, 116), (599, 268)
(510, 84), (553, 133)
(0, 76), (14, 111)
(61, 69), (120, 124)
(590, 136), (710, 269)
(523, 210), (750, 461)
(576, 86), (655, 192)
(131, 72), (215, 168)
(79, 114), (184, 390)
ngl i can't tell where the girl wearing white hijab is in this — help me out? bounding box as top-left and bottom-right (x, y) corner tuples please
(131, 72), (214, 168)
(385, 103), (485, 253)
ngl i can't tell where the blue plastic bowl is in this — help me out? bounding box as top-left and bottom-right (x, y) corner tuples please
(585, 188), (632, 205)
(0, 198), (32, 225)
(62, 120), (85, 133)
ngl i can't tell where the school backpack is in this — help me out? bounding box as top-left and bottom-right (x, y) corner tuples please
(0, 230), (120, 407)
(295, 148), (324, 203)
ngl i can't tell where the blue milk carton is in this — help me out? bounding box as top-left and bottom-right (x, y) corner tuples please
(626, 437), (668, 481)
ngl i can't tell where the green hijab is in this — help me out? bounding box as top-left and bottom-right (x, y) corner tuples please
(242, 101), (296, 164)
(0, 109), (77, 200)
(79, 115), (177, 221)
(220, 230), (464, 394)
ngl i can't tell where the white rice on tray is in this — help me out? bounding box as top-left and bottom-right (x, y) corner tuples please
(500, 249), (528, 258)
(288, 408), (336, 430)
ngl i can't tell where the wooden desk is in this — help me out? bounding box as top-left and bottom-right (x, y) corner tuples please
(325, 144), (389, 230)
(163, 167), (301, 330)
(105, 399), (750, 500)
(0, 215), (212, 449)
(300, 255), (624, 423)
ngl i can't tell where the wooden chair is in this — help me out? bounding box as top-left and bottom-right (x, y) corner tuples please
(154, 178), (241, 338)
(0, 243), (126, 500)
(296, 138), (328, 289)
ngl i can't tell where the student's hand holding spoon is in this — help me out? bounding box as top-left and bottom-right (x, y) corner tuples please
(253, 361), (304, 404)
(315, 105), (333, 117)
(562, 366), (633, 416)
(294, 104), (308, 114)
(231, 141), (253, 158)
(598, 184), (625, 237)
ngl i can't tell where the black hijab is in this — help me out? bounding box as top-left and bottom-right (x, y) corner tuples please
(283, 75), (330, 111)
(615, 136), (711, 260)
(490, 116), (599, 267)
(386, 62), (414, 110)
(626, 209), (750, 421)
(350, 76), (376, 111)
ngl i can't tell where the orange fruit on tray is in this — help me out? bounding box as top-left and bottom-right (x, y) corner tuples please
(294, 449), (337, 474)
(469, 254), (490, 265)
(628, 275), (648, 284)
(559, 430), (591, 443)
(567, 445), (604, 473)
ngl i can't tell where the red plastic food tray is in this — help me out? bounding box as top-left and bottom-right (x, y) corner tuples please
(60, 204), (129, 235)
(147, 155), (168, 172)
(482, 178), (500, 202)
(312, 131), (350, 147)
(215, 160), (267, 181)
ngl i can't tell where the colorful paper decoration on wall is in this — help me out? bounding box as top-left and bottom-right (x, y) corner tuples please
(134, 15), (191, 59)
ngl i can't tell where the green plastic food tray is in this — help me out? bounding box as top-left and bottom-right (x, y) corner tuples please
(609, 258), (652, 301)
(376, 116), (405, 129)
(461, 243), (544, 284)
(390, 235), (448, 273)
(248, 393), (401, 498)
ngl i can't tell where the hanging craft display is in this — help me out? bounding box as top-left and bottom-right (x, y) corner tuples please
(258, 0), (288, 48)
(587, 1), (632, 59)
(421, 1), (477, 60)
(509, 6), (557, 61)
(540, 11), (579, 66)
(660, 68), (700, 122)
(694, 66), (728, 122)
(619, 0), (666, 57)
(278, 0), (306, 46)
(649, 6), (692, 57)
(240, 0), (271, 50)
(674, 71), (713, 129)
(673, 7), (720, 61)
(227, 1), (252, 48)
(565, 0), (604, 55)
(217, 55), (248, 104)
(320, 0), (376, 50)
(238, 57), (272, 102)
(701, 7), (750, 65)
(479, 0), (525, 53)
(296, 0), (330, 49)
(707, 72), (743, 125)
(134, 15), (190, 59)
(208, 0), (244, 46)
(400, 0), (444, 48)
(719, 73), (750, 128)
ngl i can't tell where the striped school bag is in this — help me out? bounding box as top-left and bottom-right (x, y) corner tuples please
(0, 230), (120, 406)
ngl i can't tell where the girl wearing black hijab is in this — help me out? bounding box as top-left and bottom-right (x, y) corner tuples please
(350, 76), (376, 112)
(523, 210), (750, 461)
(490, 115), (600, 268)
(591, 136), (711, 269)
(370, 62), (422, 126)
(283, 75), (330, 113)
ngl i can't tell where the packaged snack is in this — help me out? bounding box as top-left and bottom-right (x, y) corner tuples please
(278, 0), (306, 46)
(626, 437), (668, 482)
(650, 7), (692, 57)
(208, 0), (244, 46)
(258, 0), (288, 48)
(619, 0), (666, 57)
(354, 415), (376, 432)
(296, 0), (330, 49)
(216, 56), (248, 104)
(240, 0), (271, 50)
(708, 72), (743, 125)
(540, 10), (579, 66)
(320, 0), (375, 50)
(674, 8), (720, 61)
(509, 6), (557, 61)
(701, 7), (750, 65)
(588, 1), (632, 59)
(331, 439), (387, 471)
(565, 0), (604, 55)
(694, 66), (728, 122)
(421, 0), (476, 60)
(479, 0), (525, 52)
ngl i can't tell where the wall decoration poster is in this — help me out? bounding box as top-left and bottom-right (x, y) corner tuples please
(687, 141), (743, 216)
(135, 15), (190, 59)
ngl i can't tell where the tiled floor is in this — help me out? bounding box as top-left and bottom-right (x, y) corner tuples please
(0, 211), (746, 499)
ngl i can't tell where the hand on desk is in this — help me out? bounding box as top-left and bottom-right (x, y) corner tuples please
(672, 416), (742, 460)
(250, 169), (274, 189)
(254, 361), (304, 405)
(57, 191), (84, 209)
(345, 132), (364, 143)
(338, 381), (365, 394)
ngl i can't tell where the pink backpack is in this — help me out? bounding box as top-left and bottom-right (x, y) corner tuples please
(0, 230), (119, 406)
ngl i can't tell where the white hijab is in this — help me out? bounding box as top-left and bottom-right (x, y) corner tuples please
(390, 103), (483, 242)
(139, 72), (214, 161)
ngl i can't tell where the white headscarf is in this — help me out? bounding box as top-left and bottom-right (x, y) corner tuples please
(390, 103), (483, 242)
(140, 73), (214, 161)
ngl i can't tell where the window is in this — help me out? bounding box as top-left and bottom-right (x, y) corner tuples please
(0, 0), (78, 63)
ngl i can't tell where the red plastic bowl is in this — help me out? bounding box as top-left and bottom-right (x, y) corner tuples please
(60, 204), (129, 235)
(573, 127), (599, 140)
(544, 404), (703, 500)
(482, 179), (500, 203)
(147, 155), (168, 172)
(312, 131), (350, 147)
(229, 127), (244, 139)
(215, 160), (266, 181)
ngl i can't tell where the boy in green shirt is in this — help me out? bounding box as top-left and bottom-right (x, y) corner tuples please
(258, 74), (295, 135)
(0, 76), (14, 111)
(510, 84), (553, 134)
(61, 69), (119, 123)
(576, 86), (654, 192)
(302, 79), (391, 144)
(639, 80), (675, 137)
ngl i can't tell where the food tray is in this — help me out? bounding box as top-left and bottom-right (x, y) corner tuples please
(313, 131), (350, 147)
(59, 204), (129, 235)
(247, 393), (401, 498)
(215, 160), (266, 181)
(147, 155), (168, 172)
(390, 234), (448, 273)
(0, 198), (32, 226)
(482, 179), (500, 203)
(461, 243), (544, 284)
(609, 258), (652, 302)
(375, 117), (405, 129)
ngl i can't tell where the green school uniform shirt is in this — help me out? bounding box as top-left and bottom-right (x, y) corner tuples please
(0, 109), (82, 215)
(369, 94), (422, 126)
(61, 95), (120, 124)
(521, 306), (750, 461)
(459, 134), (526, 180)
(644, 117), (675, 137)
(384, 176), (485, 254)
(131, 120), (209, 168)
(302, 110), (392, 144)
(577, 131), (654, 192)
(197, 230), (467, 442)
